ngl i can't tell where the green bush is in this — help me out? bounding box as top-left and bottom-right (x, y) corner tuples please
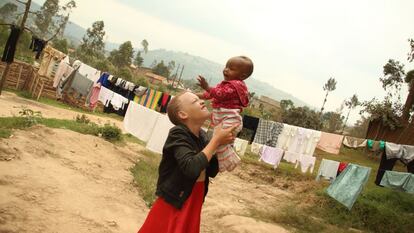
(75, 114), (91, 124)
(99, 124), (122, 141)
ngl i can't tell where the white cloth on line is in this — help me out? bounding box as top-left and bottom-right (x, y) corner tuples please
(251, 142), (264, 155)
(110, 93), (129, 110)
(259, 145), (284, 168)
(316, 159), (340, 181)
(123, 101), (161, 142)
(146, 114), (175, 154)
(77, 62), (100, 82)
(283, 151), (301, 164)
(304, 130), (321, 156)
(234, 138), (248, 156)
(98, 86), (114, 107)
(295, 154), (316, 174)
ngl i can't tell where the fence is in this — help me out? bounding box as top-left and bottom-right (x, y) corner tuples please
(366, 119), (414, 145)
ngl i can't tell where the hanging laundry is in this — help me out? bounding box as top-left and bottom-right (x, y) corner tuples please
(30, 36), (47, 59)
(69, 72), (94, 97)
(110, 93), (129, 111)
(135, 88), (155, 107)
(337, 162), (348, 175)
(343, 136), (367, 149)
(287, 127), (315, 154)
(367, 139), (385, 156)
(253, 119), (284, 147)
(158, 93), (172, 113)
(375, 146), (414, 185)
(123, 101), (161, 142)
(380, 171), (414, 194)
(146, 114), (175, 154)
(316, 132), (344, 155)
(386, 143), (414, 164)
(88, 82), (101, 109)
(241, 115), (260, 143)
(316, 159), (340, 182)
(2, 25), (21, 63)
(98, 86), (114, 107)
(96, 72), (111, 88)
(295, 154), (316, 173)
(134, 86), (148, 97)
(250, 142), (264, 155)
(304, 130), (322, 156)
(234, 138), (248, 156)
(283, 150), (300, 164)
(259, 145), (284, 168)
(73, 60), (101, 82)
(326, 164), (371, 210)
(56, 65), (79, 99)
(53, 56), (71, 87)
(149, 91), (163, 110)
(276, 124), (297, 150)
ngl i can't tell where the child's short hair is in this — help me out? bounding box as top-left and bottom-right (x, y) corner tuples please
(167, 91), (187, 125)
(238, 56), (254, 78)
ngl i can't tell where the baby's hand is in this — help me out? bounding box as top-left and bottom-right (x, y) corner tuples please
(197, 75), (210, 90)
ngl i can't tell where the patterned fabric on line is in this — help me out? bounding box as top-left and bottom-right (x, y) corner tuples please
(211, 108), (242, 172)
(253, 119), (284, 147)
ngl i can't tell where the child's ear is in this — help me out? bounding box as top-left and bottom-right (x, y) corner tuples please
(178, 111), (188, 121)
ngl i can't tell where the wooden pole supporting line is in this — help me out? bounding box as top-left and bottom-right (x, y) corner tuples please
(0, 0), (32, 96)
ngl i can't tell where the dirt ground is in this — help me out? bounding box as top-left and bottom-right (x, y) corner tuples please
(0, 91), (291, 233)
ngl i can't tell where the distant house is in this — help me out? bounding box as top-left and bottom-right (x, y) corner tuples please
(251, 95), (281, 112)
(145, 72), (166, 84)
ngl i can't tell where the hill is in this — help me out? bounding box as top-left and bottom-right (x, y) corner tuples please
(141, 49), (309, 106)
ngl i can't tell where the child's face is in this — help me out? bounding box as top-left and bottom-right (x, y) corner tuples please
(223, 57), (251, 81)
(178, 92), (211, 124)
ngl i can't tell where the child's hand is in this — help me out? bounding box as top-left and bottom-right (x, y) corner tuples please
(197, 75), (210, 90)
(212, 123), (239, 145)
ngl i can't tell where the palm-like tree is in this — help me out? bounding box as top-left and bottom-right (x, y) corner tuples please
(141, 39), (149, 54)
(342, 94), (360, 133)
(320, 77), (337, 114)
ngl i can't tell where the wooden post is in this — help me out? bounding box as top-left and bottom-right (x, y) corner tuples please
(16, 65), (23, 89)
(37, 81), (44, 101)
(0, 0), (32, 96)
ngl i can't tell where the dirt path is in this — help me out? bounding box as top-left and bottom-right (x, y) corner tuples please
(0, 126), (148, 233)
(0, 91), (291, 232)
(0, 91), (125, 132)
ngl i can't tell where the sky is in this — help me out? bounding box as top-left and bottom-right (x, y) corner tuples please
(33, 0), (414, 124)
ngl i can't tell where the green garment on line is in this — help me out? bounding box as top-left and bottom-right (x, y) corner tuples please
(367, 139), (385, 151)
(380, 171), (414, 194)
(326, 163), (371, 210)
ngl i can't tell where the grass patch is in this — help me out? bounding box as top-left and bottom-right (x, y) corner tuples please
(130, 149), (161, 208)
(122, 133), (145, 145)
(0, 128), (12, 138)
(248, 206), (327, 233)
(311, 186), (414, 233)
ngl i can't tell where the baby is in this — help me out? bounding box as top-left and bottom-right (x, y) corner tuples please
(196, 56), (253, 172)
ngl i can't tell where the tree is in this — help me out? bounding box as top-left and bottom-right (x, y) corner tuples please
(79, 20), (105, 59)
(348, 116), (370, 138)
(34, 0), (76, 38)
(152, 60), (170, 78)
(380, 59), (405, 96)
(0, 3), (17, 22)
(402, 70), (414, 121)
(342, 94), (360, 133)
(52, 38), (68, 53)
(34, 0), (60, 35)
(283, 106), (321, 130)
(141, 39), (149, 54)
(167, 61), (176, 72)
(109, 41), (134, 67)
(280, 99), (294, 111)
(320, 77), (337, 114)
(134, 51), (144, 67)
(321, 111), (344, 133)
(116, 67), (133, 81)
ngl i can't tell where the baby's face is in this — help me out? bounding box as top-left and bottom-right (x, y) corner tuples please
(223, 57), (251, 81)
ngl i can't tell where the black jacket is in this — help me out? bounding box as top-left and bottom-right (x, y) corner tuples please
(155, 124), (219, 209)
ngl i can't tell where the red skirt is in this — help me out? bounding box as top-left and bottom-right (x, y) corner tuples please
(138, 181), (205, 233)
